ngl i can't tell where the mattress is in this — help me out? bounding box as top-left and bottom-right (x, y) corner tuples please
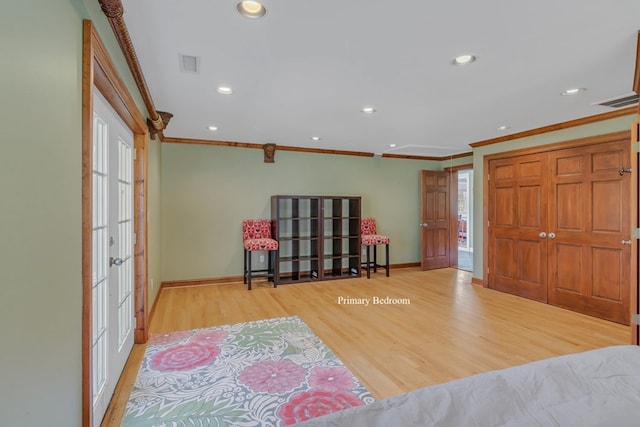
(294, 345), (640, 427)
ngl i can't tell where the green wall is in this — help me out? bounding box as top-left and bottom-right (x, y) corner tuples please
(160, 144), (446, 280)
(0, 0), (159, 425)
(471, 114), (637, 279)
(160, 115), (636, 283)
(0, 1), (82, 424)
(147, 138), (163, 304)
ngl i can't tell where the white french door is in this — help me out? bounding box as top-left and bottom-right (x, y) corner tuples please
(92, 89), (135, 426)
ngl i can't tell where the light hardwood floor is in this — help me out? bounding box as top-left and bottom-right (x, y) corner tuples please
(101, 267), (630, 426)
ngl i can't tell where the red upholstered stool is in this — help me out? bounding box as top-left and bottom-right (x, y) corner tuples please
(242, 219), (279, 290)
(361, 218), (390, 279)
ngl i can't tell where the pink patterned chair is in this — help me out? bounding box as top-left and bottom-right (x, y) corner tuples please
(361, 218), (390, 279)
(242, 219), (279, 290)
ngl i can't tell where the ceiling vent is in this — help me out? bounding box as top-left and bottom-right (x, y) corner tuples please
(593, 92), (639, 108)
(179, 54), (200, 74)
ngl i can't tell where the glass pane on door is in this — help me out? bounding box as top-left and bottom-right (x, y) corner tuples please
(91, 113), (108, 402)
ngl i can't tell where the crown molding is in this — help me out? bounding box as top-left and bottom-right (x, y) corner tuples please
(98, 0), (172, 139)
(470, 107), (637, 148)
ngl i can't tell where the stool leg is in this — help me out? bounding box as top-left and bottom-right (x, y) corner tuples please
(243, 249), (247, 284)
(273, 249), (279, 287)
(366, 245), (371, 279)
(385, 243), (389, 277)
(247, 250), (252, 291)
(373, 245), (378, 273)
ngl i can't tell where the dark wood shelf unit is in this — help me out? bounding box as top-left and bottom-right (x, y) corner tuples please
(271, 195), (361, 284)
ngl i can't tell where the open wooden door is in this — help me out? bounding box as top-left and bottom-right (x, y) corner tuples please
(420, 170), (451, 270)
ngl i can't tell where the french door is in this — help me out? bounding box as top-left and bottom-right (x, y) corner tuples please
(91, 89), (135, 425)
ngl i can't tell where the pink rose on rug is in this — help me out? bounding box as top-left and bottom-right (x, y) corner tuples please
(278, 390), (365, 425)
(308, 366), (354, 392)
(191, 330), (228, 346)
(238, 360), (306, 394)
(148, 330), (193, 346)
(150, 343), (219, 372)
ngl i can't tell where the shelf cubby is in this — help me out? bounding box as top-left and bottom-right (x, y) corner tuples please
(271, 195), (360, 284)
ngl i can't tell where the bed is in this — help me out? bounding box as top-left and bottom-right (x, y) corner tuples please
(294, 345), (640, 426)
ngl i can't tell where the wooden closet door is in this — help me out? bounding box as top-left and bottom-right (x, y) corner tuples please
(548, 139), (630, 324)
(488, 153), (549, 302)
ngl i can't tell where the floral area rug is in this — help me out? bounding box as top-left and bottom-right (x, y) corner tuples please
(123, 316), (374, 426)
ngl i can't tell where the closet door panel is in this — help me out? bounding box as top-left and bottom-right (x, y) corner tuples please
(591, 247), (623, 301)
(548, 140), (630, 324)
(518, 239), (544, 287)
(488, 154), (548, 302)
(555, 243), (582, 294)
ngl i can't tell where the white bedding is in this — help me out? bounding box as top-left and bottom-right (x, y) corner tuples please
(294, 345), (640, 427)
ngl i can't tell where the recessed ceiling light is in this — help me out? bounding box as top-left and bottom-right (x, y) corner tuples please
(452, 54), (476, 65)
(311, 136), (321, 141)
(217, 86), (233, 95)
(497, 125), (510, 131)
(361, 107), (376, 114)
(236, 1), (266, 18)
(561, 88), (586, 96)
(208, 125), (218, 131)
(389, 144), (397, 147)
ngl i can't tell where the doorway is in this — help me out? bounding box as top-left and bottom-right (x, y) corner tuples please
(82, 20), (149, 427)
(420, 170), (452, 270)
(456, 170), (473, 271)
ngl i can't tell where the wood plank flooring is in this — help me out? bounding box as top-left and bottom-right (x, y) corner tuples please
(101, 267), (630, 426)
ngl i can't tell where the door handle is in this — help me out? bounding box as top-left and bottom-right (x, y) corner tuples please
(110, 257), (124, 267)
(548, 232), (556, 239)
(419, 223), (428, 227)
(538, 232), (546, 238)
(621, 240), (632, 245)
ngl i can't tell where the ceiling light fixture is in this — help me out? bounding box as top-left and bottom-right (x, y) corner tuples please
(497, 125), (510, 131)
(217, 86), (233, 95)
(236, 1), (266, 18)
(452, 54), (476, 65)
(389, 144), (397, 147)
(208, 125), (218, 131)
(561, 88), (586, 96)
(361, 107), (376, 114)
(311, 136), (321, 141)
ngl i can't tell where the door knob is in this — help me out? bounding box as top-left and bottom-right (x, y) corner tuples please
(419, 223), (428, 227)
(538, 232), (546, 238)
(621, 240), (632, 245)
(110, 257), (124, 267)
(548, 232), (556, 239)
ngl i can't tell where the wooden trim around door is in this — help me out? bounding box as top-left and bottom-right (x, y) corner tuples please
(632, 118), (639, 344)
(82, 19), (149, 427)
(633, 30), (640, 96)
(449, 170), (459, 268)
(444, 163), (473, 172)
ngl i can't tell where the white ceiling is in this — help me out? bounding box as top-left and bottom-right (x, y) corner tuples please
(121, 0), (640, 157)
